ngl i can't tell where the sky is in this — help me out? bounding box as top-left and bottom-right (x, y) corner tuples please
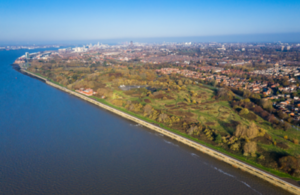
(0, 0), (300, 43)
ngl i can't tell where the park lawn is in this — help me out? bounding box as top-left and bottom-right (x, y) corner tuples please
(30, 68), (300, 181)
(27, 68), (299, 180)
(87, 94), (300, 181)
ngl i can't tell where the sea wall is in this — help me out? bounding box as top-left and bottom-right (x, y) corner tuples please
(24, 69), (300, 195)
(21, 69), (47, 81)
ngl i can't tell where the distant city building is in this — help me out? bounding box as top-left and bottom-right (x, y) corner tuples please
(287, 46), (291, 50)
(281, 46), (285, 51)
(58, 48), (66, 52)
(217, 45), (226, 51)
(73, 47), (87, 52)
(25, 52), (30, 59)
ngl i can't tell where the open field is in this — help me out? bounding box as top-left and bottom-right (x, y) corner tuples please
(26, 61), (300, 182)
(23, 69), (300, 194)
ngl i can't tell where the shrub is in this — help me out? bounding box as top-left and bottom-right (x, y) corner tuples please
(258, 128), (266, 137)
(258, 155), (265, 161)
(278, 156), (299, 173)
(185, 98), (191, 103)
(187, 126), (198, 135)
(284, 122), (291, 131)
(215, 134), (222, 143)
(230, 143), (241, 151)
(111, 99), (123, 107)
(204, 129), (214, 141)
(260, 98), (273, 110)
(242, 112), (257, 121)
(217, 88), (234, 100)
(233, 105), (241, 110)
(277, 142), (289, 149)
(243, 98), (251, 103)
(158, 113), (169, 123)
(243, 142), (257, 157)
(293, 139), (299, 145)
(143, 104), (153, 116)
(239, 108), (249, 115)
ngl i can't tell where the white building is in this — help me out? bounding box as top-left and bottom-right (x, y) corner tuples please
(25, 52), (30, 59)
(73, 47), (88, 52)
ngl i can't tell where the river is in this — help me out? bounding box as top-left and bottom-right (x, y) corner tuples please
(0, 49), (291, 194)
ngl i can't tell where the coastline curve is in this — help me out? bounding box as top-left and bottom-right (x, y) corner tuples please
(22, 69), (300, 195)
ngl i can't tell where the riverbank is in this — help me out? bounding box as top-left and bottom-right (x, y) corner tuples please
(21, 68), (300, 194)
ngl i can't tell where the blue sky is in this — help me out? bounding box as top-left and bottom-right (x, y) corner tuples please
(0, 0), (300, 42)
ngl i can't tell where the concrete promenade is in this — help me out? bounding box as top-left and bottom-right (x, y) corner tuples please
(23, 69), (300, 195)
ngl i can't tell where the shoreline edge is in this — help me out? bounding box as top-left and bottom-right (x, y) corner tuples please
(22, 68), (300, 195)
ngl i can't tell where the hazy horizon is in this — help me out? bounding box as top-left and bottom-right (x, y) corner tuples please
(1, 32), (300, 46)
(1, 0), (300, 44)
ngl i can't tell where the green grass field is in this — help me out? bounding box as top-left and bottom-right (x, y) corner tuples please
(29, 69), (300, 181)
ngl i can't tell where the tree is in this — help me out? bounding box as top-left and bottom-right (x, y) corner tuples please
(235, 122), (258, 139)
(278, 110), (288, 120)
(243, 142), (257, 157)
(278, 156), (299, 174)
(284, 122), (291, 131)
(260, 98), (273, 111)
(247, 122), (259, 139)
(143, 104), (153, 116)
(187, 126), (198, 135)
(177, 80), (183, 86)
(217, 88), (234, 101)
(251, 93), (261, 99)
(158, 113), (169, 123)
(243, 90), (252, 98)
(239, 108), (249, 115)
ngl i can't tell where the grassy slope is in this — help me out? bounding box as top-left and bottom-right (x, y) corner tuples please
(89, 95), (300, 180)
(30, 70), (300, 181)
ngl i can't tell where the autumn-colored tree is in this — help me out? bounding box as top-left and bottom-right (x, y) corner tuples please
(158, 113), (169, 123)
(177, 80), (183, 86)
(243, 142), (257, 157)
(143, 104), (153, 116)
(235, 122), (258, 139)
(239, 108), (249, 115)
(260, 98), (273, 111)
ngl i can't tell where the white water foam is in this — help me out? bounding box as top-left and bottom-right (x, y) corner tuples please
(240, 181), (262, 195)
(211, 165), (262, 194)
(197, 161), (262, 195)
(163, 140), (179, 147)
(213, 167), (235, 178)
(155, 133), (164, 137)
(241, 181), (251, 188)
(191, 153), (199, 158)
